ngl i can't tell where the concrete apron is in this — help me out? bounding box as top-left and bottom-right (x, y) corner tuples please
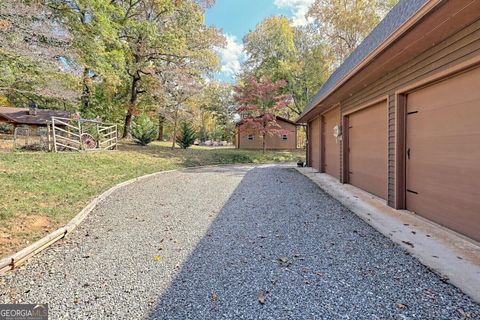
(296, 167), (480, 303)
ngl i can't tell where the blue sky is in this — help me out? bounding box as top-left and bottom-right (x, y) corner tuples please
(205, 0), (315, 82)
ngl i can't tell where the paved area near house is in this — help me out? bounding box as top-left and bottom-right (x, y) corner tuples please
(1, 165), (479, 319)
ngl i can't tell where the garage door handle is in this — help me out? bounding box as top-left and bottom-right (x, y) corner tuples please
(407, 148), (410, 160)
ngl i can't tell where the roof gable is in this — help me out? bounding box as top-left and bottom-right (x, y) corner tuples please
(236, 115), (298, 127)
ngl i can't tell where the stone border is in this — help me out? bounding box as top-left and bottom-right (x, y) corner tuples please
(296, 167), (480, 303)
(0, 163), (287, 275)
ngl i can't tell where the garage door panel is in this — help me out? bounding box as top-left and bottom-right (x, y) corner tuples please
(348, 101), (388, 200)
(406, 67), (480, 241)
(324, 107), (340, 179)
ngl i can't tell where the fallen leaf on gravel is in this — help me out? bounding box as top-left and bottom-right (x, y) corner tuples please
(153, 255), (162, 261)
(211, 292), (219, 301)
(395, 303), (408, 310)
(277, 256), (288, 263)
(258, 291), (269, 305)
(401, 241), (414, 248)
(457, 308), (474, 319)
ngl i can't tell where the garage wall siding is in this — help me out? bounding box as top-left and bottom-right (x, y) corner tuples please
(339, 18), (480, 207)
(309, 117), (321, 171)
(323, 107), (341, 179)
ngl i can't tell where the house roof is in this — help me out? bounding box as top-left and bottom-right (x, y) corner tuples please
(0, 106), (72, 125)
(236, 115), (298, 127)
(299, 0), (429, 121)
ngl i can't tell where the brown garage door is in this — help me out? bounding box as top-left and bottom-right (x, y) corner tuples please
(323, 107), (340, 178)
(348, 101), (388, 200)
(310, 117), (321, 170)
(406, 67), (480, 241)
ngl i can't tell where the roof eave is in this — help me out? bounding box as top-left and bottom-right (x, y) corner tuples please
(296, 0), (441, 124)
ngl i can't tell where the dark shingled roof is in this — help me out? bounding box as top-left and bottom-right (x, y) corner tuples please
(236, 115), (298, 126)
(300, 0), (429, 119)
(0, 106), (72, 125)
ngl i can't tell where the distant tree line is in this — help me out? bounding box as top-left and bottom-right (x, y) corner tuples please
(0, 0), (397, 147)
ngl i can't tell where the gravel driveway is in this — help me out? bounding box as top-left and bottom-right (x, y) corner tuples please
(1, 165), (479, 319)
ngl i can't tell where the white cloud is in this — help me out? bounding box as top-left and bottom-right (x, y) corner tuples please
(274, 0), (315, 26)
(217, 34), (245, 79)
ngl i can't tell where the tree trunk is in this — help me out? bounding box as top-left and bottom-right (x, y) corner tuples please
(123, 113), (133, 139)
(262, 132), (266, 154)
(80, 68), (90, 115)
(171, 120), (177, 149)
(157, 114), (165, 141)
(171, 108), (178, 149)
(123, 74), (140, 139)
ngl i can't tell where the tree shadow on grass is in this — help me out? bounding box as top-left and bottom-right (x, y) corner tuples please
(145, 166), (473, 320)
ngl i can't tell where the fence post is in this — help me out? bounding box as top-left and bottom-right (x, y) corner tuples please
(78, 120), (83, 151)
(47, 122), (51, 152)
(52, 118), (58, 153)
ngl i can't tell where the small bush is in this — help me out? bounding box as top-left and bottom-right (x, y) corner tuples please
(0, 123), (13, 134)
(176, 121), (196, 149)
(131, 114), (158, 146)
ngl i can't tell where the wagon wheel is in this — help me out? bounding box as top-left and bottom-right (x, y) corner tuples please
(80, 133), (97, 150)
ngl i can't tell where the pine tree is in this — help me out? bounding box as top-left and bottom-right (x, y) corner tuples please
(131, 115), (158, 146)
(176, 122), (196, 149)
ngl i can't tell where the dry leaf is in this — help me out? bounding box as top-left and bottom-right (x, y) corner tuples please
(457, 308), (473, 319)
(153, 255), (161, 261)
(258, 291), (269, 305)
(211, 292), (219, 302)
(277, 256), (288, 263)
(395, 303), (408, 310)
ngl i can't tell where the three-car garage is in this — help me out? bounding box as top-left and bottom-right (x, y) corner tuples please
(300, 0), (480, 242)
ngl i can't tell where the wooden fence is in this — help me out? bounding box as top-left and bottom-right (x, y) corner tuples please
(50, 117), (117, 152)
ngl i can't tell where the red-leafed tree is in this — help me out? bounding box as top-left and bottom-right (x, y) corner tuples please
(234, 77), (292, 153)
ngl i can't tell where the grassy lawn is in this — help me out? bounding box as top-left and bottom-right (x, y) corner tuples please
(0, 141), (304, 258)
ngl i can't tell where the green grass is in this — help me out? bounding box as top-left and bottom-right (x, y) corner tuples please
(0, 141), (304, 257)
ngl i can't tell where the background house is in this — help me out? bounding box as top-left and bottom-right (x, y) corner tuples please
(298, 0), (480, 242)
(0, 105), (72, 150)
(0, 106), (71, 131)
(235, 116), (298, 150)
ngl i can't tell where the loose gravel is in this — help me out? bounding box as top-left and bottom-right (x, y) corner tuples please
(0, 165), (479, 319)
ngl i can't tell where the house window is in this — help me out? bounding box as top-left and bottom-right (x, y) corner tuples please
(282, 134), (288, 140)
(247, 134), (254, 140)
